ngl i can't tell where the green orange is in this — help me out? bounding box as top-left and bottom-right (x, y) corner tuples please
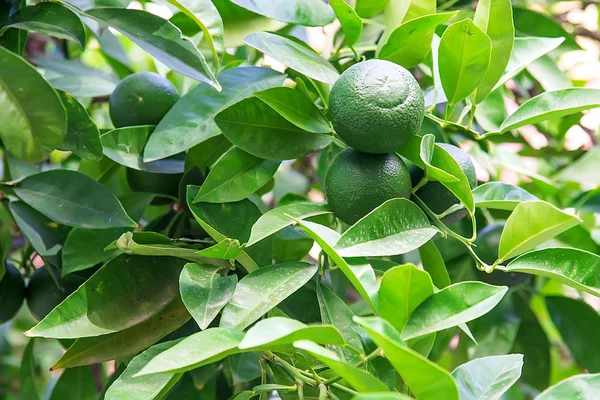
(0, 262), (25, 323)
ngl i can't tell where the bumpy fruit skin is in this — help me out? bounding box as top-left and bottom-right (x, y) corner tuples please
(329, 59), (424, 154)
(0, 263), (25, 323)
(325, 148), (412, 225)
(26, 267), (83, 321)
(109, 72), (180, 128)
(416, 143), (477, 224)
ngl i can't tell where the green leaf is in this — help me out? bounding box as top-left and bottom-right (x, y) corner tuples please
(556, 147), (600, 185)
(238, 317), (344, 350)
(185, 135), (232, 174)
(85, 8), (218, 89)
(244, 32), (339, 84)
(452, 354), (523, 400)
(220, 262), (317, 330)
(57, 91), (103, 161)
(494, 37), (564, 90)
(355, 0), (389, 18)
(472, 182), (538, 211)
(136, 327), (244, 375)
(472, 0), (514, 103)
(0, 46), (66, 163)
(352, 394), (414, 400)
(194, 146), (280, 203)
(196, 239), (243, 259)
(546, 296), (600, 372)
(215, 96), (332, 160)
(317, 283), (365, 364)
(469, 294), (520, 359)
(418, 240), (451, 289)
(51, 299), (190, 369)
(13, 170), (136, 229)
(254, 87), (332, 134)
(402, 282), (508, 340)
(26, 255), (184, 339)
(166, 0), (224, 70)
(231, 0), (334, 26)
(380, 264), (434, 333)
(2, 3), (86, 48)
(512, 7), (580, 52)
(378, 12), (457, 69)
(49, 366), (96, 400)
(180, 263), (237, 330)
(294, 340), (389, 392)
(355, 317), (459, 400)
(101, 126), (184, 173)
(105, 340), (183, 400)
(19, 339), (40, 400)
(500, 88), (600, 132)
(144, 67), (284, 162)
(498, 201), (581, 262)
(535, 374), (600, 400)
(296, 220), (379, 312)
(335, 198), (437, 257)
(330, 0), (363, 47)
(248, 202), (331, 246)
(439, 19), (492, 106)
(502, 248), (600, 297)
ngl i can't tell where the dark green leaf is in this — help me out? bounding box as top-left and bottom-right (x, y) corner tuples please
(49, 367), (96, 400)
(19, 339), (40, 400)
(231, 0), (334, 26)
(180, 263), (237, 330)
(330, 0), (363, 47)
(452, 354), (523, 400)
(512, 7), (580, 52)
(0, 46), (66, 163)
(13, 169), (136, 229)
(418, 240), (451, 289)
(57, 91), (102, 161)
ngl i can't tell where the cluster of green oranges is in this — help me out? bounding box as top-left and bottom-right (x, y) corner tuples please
(325, 60), (477, 225)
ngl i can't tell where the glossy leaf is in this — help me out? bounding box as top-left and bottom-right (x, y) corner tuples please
(244, 32), (339, 84)
(379, 12), (456, 68)
(473, 182), (538, 211)
(495, 37), (564, 90)
(472, 0), (514, 103)
(136, 328), (244, 375)
(254, 86), (332, 134)
(144, 67), (284, 162)
(216, 96), (333, 160)
(335, 198), (437, 257)
(294, 340), (389, 392)
(231, 0), (334, 26)
(26, 255), (184, 339)
(220, 262), (317, 330)
(503, 248), (600, 297)
(194, 146), (280, 203)
(296, 220), (379, 312)
(418, 240), (451, 289)
(2, 3), (85, 48)
(500, 88), (600, 132)
(239, 317), (344, 350)
(196, 239), (243, 259)
(402, 282), (508, 340)
(49, 366), (96, 400)
(439, 19), (491, 106)
(546, 296), (600, 372)
(101, 126), (184, 174)
(498, 201), (581, 262)
(452, 354), (523, 400)
(380, 264), (434, 333)
(330, 0), (363, 47)
(356, 317), (459, 400)
(317, 283), (364, 364)
(248, 202), (331, 246)
(535, 374), (600, 400)
(51, 299), (190, 369)
(57, 91), (103, 161)
(85, 8), (218, 88)
(180, 263), (237, 330)
(13, 170), (135, 229)
(0, 46), (67, 163)
(105, 340), (183, 400)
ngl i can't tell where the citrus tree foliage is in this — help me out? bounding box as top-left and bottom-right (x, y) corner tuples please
(1, 0), (600, 399)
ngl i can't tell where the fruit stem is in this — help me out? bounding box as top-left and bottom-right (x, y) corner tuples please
(411, 176), (429, 194)
(467, 104), (477, 130)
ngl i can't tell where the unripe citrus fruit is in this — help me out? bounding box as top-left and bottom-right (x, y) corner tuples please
(0, 262), (25, 323)
(329, 59), (424, 154)
(109, 72), (179, 128)
(416, 143), (477, 223)
(325, 148), (412, 225)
